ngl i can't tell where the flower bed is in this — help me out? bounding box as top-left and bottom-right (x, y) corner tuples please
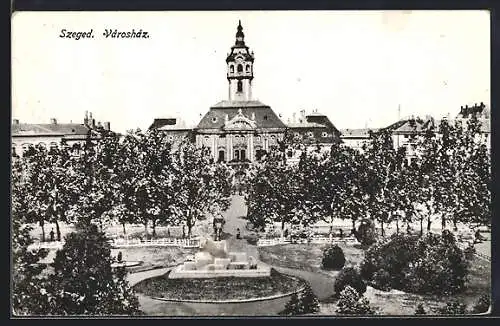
(133, 268), (306, 301)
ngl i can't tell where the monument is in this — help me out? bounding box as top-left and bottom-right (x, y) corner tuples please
(169, 238), (271, 279)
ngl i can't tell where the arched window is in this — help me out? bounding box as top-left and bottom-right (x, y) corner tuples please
(237, 80), (243, 92)
(230, 65), (234, 73)
(237, 64), (243, 73)
(218, 150), (225, 163)
(246, 64), (250, 72)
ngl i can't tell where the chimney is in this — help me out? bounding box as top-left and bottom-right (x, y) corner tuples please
(97, 121), (103, 129)
(251, 112), (256, 120)
(92, 119), (96, 129)
(12, 119), (19, 125)
(104, 122), (110, 131)
(50, 118), (57, 124)
(84, 110), (89, 125)
(300, 109), (306, 118)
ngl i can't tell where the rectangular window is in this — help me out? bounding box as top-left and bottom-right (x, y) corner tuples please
(240, 150), (246, 161)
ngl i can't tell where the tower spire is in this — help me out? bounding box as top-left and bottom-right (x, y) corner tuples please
(235, 20), (245, 46)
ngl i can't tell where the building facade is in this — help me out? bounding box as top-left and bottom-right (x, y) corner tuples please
(194, 21), (287, 164)
(12, 111), (112, 157)
(151, 21), (340, 164)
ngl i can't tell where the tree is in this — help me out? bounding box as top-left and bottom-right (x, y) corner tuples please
(67, 134), (123, 231)
(416, 115), (491, 231)
(171, 141), (232, 237)
(118, 129), (177, 237)
(45, 225), (141, 315)
(11, 184), (51, 315)
(246, 153), (305, 233)
(44, 141), (82, 241)
(336, 286), (375, 315)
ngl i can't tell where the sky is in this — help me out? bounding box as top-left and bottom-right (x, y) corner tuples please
(12, 11), (490, 134)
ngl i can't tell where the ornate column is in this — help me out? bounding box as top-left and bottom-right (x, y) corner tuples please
(228, 135), (232, 162)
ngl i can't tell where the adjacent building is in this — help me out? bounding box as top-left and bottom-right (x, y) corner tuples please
(339, 128), (377, 152)
(456, 102), (491, 151)
(12, 111), (112, 157)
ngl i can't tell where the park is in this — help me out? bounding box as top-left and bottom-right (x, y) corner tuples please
(12, 118), (491, 316)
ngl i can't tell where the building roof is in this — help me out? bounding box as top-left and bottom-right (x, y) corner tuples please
(211, 100), (269, 108)
(12, 123), (90, 136)
(149, 117), (193, 131)
(197, 102), (286, 130)
(287, 121), (328, 128)
(457, 102), (489, 119)
(383, 117), (436, 134)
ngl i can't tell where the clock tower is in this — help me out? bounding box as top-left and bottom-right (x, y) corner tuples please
(226, 20), (255, 101)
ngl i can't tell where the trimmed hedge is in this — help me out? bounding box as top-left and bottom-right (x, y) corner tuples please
(321, 244), (346, 270)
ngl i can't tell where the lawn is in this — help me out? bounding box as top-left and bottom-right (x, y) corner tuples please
(133, 268), (306, 301)
(258, 243), (365, 274)
(38, 246), (197, 276)
(258, 243), (490, 315)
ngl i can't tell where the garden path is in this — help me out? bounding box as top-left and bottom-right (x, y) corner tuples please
(127, 194), (337, 315)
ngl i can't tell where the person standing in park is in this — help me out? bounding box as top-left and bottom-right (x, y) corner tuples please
(49, 228), (55, 242)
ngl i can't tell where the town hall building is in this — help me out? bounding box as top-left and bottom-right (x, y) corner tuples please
(150, 21), (340, 164)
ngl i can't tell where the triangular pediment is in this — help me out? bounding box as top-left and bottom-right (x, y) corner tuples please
(223, 109), (257, 130)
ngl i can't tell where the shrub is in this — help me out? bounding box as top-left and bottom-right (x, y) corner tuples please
(355, 219), (377, 247)
(360, 232), (469, 295)
(334, 267), (366, 297)
(415, 303), (426, 315)
(336, 286), (375, 315)
(372, 269), (391, 291)
(280, 285), (319, 316)
(300, 285), (320, 314)
(322, 244), (346, 270)
(435, 299), (467, 315)
(281, 293), (303, 316)
(471, 294), (490, 314)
